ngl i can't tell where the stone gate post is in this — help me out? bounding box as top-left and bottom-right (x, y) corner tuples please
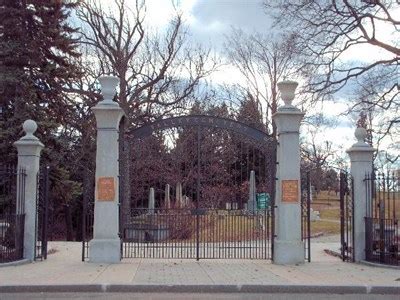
(346, 127), (374, 262)
(272, 81), (305, 265)
(89, 76), (124, 263)
(14, 120), (44, 261)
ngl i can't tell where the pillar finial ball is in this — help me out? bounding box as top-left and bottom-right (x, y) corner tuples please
(354, 127), (367, 144)
(277, 80), (298, 107)
(23, 119), (38, 136)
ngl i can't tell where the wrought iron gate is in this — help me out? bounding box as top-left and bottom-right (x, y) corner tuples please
(301, 171), (311, 262)
(365, 172), (399, 266)
(0, 165), (26, 263)
(120, 115), (276, 260)
(35, 166), (50, 260)
(339, 171), (354, 262)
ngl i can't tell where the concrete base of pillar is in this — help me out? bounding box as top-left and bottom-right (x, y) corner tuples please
(89, 238), (121, 263)
(273, 239), (304, 265)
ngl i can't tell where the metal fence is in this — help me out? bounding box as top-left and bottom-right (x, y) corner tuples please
(0, 166), (26, 263)
(340, 171), (354, 262)
(35, 166), (50, 260)
(81, 196), (94, 261)
(301, 172), (311, 262)
(365, 172), (399, 266)
(121, 208), (272, 260)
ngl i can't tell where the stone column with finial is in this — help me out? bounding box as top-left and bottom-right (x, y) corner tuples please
(14, 120), (44, 261)
(89, 76), (125, 263)
(347, 127), (375, 262)
(272, 81), (305, 265)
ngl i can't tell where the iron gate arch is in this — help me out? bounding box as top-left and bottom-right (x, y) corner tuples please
(119, 115), (277, 260)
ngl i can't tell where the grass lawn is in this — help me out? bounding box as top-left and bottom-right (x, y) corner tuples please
(310, 191), (341, 235)
(310, 220), (340, 235)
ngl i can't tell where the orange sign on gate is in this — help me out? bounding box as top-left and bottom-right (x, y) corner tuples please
(282, 180), (299, 203)
(97, 177), (115, 201)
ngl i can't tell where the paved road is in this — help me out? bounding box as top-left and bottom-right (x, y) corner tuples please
(0, 293), (398, 300)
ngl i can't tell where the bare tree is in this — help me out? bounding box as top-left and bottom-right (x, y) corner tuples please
(77, 0), (218, 125)
(224, 29), (308, 136)
(265, 0), (399, 141)
(75, 0), (218, 213)
(301, 113), (338, 192)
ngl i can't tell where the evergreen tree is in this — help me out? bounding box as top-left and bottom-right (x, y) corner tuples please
(0, 0), (84, 240)
(0, 0), (81, 164)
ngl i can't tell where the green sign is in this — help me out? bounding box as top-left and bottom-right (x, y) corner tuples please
(257, 193), (270, 209)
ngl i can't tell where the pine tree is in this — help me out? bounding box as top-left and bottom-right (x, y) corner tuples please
(0, 0), (81, 164)
(0, 0), (84, 240)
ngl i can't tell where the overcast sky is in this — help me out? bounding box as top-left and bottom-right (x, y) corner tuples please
(145, 0), (357, 147)
(95, 0), (397, 160)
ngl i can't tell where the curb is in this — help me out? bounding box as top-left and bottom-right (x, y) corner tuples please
(360, 260), (400, 270)
(0, 259), (30, 268)
(0, 284), (399, 294)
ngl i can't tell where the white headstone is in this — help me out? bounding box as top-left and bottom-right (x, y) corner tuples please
(176, 182), (183, 208)
(148, 187), (155, 214)
(248, 170), (257, 213)
(164, 184), (171, 209)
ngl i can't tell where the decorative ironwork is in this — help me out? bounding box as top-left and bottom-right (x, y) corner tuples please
(121, 208), (272, 259)
(301, 172), (311, 262)
(340, 171), (354, 262)
(0, 165), (26, 263)
(82, 115), (277, 261)
(35, 166), (50, 260)
(130, 115), (275, 144)
(121, 115), (276, 260)
(365, 172), (399, 266)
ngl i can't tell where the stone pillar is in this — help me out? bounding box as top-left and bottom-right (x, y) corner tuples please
(13, 120), (44, 261)
(89, 76), (124, 263)
(272, 81), (305, 265)
(346, 127), (374, 262)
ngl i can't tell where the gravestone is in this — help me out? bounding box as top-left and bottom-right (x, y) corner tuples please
(176, 182), (183, 208)
(247, 170), (257, 213)
(164, 184), (171, 209)
(148, 187), (155, 214)
(310, 208), (320, 221)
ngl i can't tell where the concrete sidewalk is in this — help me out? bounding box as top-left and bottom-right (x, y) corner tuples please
(0, 240), (399, 294)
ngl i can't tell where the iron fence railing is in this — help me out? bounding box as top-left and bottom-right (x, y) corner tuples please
(0, 166), (26, 263)
(35, 166), (50, 261)
(301, 172), (311, 262)
(365, 172), (399, 266)
(120, 208), (272, 260)
(340, 171), (354, 262)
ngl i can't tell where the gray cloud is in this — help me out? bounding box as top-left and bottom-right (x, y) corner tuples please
(187, 0), (272, 49)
